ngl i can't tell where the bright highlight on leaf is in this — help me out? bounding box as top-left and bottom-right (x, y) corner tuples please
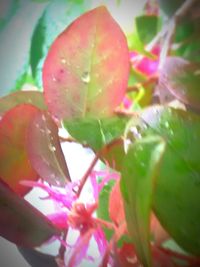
(43, 6), (130, 121)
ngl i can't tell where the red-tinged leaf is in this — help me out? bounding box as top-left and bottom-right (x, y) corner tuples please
(43, 6), (129, 121)
(27, 111), (71, 186)
(109, 179), (125, 226)
(0, 104), (40, 195)
(0, 179), (59, 247)
(117, 243), (139, 267)
(159, 57), (200, 112)
(0, 91), (46, 118)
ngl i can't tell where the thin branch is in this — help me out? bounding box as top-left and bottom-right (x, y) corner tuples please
(58, 229), (68, 261)
(127, 74), (158, 92)
(76, 151), (100, 197)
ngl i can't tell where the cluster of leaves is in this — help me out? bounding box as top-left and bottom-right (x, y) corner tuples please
(1, 0), (200, 266)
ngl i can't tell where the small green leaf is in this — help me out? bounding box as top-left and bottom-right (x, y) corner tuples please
(0, 1), (47, 96)
(135, 15), (162, 44)
(64, 116), (128, 150)
(121, 135), (166, 267)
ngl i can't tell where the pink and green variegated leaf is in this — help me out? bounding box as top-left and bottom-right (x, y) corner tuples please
(43, 6), (129, 121)
(0, 179), (59, 247)
(0, 104), (40, 196)
(27, 111), (71, 186)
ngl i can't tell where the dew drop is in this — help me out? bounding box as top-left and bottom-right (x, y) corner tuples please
(49, 144), (56, 152)
(52, 76), (57, 82)
(61, 58), (66, 64)
(41, 114), (46, 121)
(81, 71), (90, 84)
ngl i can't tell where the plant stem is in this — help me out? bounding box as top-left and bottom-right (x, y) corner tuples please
(127, 74), (158, 92)
(76, 152), (100, 197)
(58, 229), (68, 260)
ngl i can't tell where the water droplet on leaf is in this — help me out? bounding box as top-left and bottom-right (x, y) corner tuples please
(49, 144), (56, 152)
(81, 71), (90, 84)
(61, 58), (66, 64)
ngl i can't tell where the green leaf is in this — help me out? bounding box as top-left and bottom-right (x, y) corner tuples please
(158, 0), (186, 17)
(0, 1), (47, 96)
(30, 0), (92, 88)
(139, 106), (200, 256)
(135, 15), (162, 44)
(43, 6), (130, 121)
(121, 135), (166, 267)
(27, 111), (71, 186)
(159, 57), (200, 112)
(64, 116), (128, 150)
(173, 17), (200, 63)
(0, 179), (58, 247)
(0, 91), (46, 117)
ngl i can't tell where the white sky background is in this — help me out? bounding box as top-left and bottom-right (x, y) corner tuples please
(0, 1), (146, 266)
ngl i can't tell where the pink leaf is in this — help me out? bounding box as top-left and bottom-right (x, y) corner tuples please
(43, 6), (129, 121)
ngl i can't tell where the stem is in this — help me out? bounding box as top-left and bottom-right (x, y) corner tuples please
(94, 217), (117, 231)
(58, 230), (68, 261)
(76, 152), (100, 197)
(127, 74), (158, 92)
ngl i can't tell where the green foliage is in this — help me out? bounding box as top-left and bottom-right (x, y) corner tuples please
(1, 1), (200, 266)
(121, 136), (166, 267)
(64, 117), (128, 151)
(135, 15), (162, 44)
(140, 106), (200, 255)
(0, 1), (47, 96)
